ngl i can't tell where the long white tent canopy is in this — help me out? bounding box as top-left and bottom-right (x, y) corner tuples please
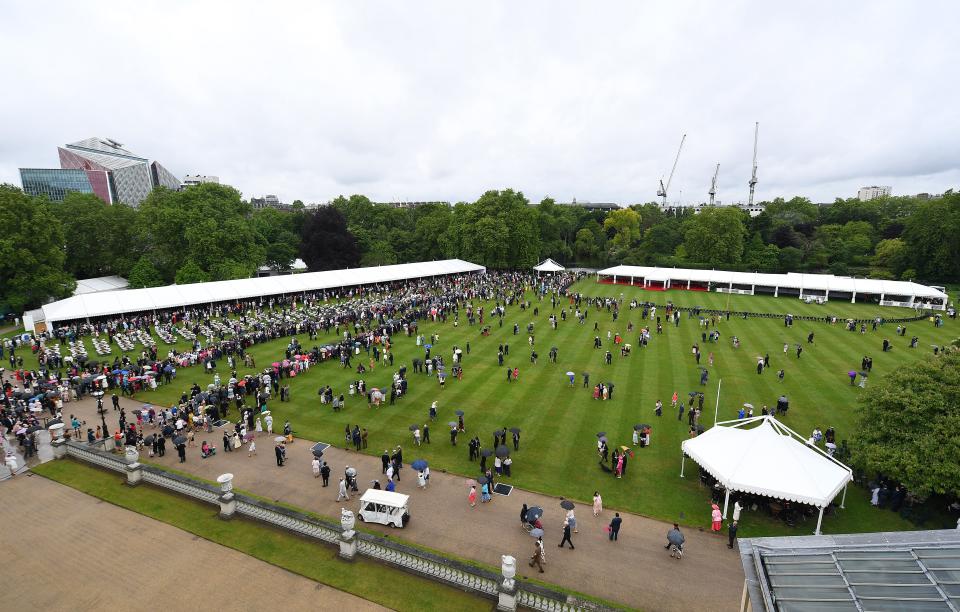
(681, 416), (853, 534)
(598, 265), (947, 305)
(41, 259), (485, 326)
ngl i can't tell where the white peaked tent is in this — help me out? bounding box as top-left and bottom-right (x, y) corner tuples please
(680, 416), (852, 535)
(533, 258), (565, 273)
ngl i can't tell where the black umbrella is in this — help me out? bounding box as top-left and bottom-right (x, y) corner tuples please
(162, 425), (174, 437)
(455, 410), (465, 416)
(448, 421), (458, 427)
(477, 476), (489, 485)
(560, 499), (575, 510)
(858, 371), (868, 377)
(526, 506), (544, 522)
(173, 435), (187, 446)
(312, 448), (324, 458)
(688, 391), (698, 397)
(510, 427), (521, 434)
(596, 431), (606, 438)
(144, 434), (156, 444)
(409, 424), (419, 431)
(481, 448), (494, 457)
(26, 425), (42, 434)
(495, 445), (510, 458)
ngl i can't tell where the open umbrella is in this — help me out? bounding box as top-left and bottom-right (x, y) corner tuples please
(465, 479), (477, 486)
(346, 467), (357, 478)
(312, 448), (324, 458)
(144, 434), (155, 444)
(477, 476), (489, 485)
(743, 403), (754, 409)
(560, 499), (575, 510)
(260, 411), (271, 416)
(510, 427), (521, 434)
(162, 425), (174, 437)
(495, 445), (510, 458)
(274, 436), (286, 443)
(448, 421), (458, 428)
(599, 436), (608, 443)
(411, 459), (428, 471)
(565, 371), (575, 376)
(408, 424), (419, 431)
(455, 410), (465, 416)
(173, 435), (187, 445)
(858, 371), (868, 377)
(596, 431), (606, 438)
(847, 370), (857, 377)
(481, 448), (494, 457)
(529, 528), (544, 538)
(688, 391), (698, 397)
(526, 506), (544, 522)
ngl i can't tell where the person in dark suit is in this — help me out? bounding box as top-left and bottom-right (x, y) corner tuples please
(558, 520), (575, 549)
(320, 461), (330, 487)
(609, 513), (622, 541)
(728, 521), (738, 548)
(275, 443), (284, 466)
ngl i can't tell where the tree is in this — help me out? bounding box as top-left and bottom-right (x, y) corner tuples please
(574, 228), (598, 262)
(127, 256), (164, 288)
(902, 193), (960, 280)
(778, 246), (804, 272)
(56, 193), (141, 278)
(603, 208), (641, 254)
(174, 259), (210, 284)
(0, 185), (75, 312)
(852, 347), (960, 498)
(871, 238), (909, 276)
(137, 183), (265, 282)
(682, 207), (747, 265)
(300, 206), (361, 270)
(743, 233), (780, 272)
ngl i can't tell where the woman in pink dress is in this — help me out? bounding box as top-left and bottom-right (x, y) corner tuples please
(711, 503), (723, 532)
(615, 454), (624, 478)
(468, 485), (478, 508)
(592, 491), (603, 516)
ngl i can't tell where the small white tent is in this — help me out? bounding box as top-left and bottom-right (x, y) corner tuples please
(533, 258), (565, 273)
(680, 416), (852, 535)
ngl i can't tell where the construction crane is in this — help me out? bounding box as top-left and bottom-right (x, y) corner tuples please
(748, 122), (759, 206)
(708, 163), (720, 205)
(657, 133), (686, 208)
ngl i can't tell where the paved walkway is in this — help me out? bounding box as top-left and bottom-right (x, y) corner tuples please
(56, 395), (744, 611)
(0, 474), (388, 612)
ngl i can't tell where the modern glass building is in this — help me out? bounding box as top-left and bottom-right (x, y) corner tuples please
(18, 168), (112, 203)
(19, 137), (181, 206)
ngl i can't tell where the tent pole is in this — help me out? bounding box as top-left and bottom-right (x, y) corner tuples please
(722, 488), (730, 518)
(815, 506), (824, 535)
(680, 453), (685, 478)
(714, 378), (722, 426)
(840, 484), (847, 509)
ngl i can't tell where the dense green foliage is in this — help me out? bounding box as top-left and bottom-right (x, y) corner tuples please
(0, 184), (75, 313)
(2, 179), (958, 311)
(853, 346), (960, 498)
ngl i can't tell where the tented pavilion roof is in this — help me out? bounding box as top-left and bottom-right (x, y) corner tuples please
(41, 259), (485, 326)
(681, 416), (853, 534)
(598, 265), (948, 303)
(533, 258), (565, 273)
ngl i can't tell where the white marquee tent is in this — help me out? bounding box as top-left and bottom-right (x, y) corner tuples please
(37, 259), (485, 328)
(533, 258), (565, 273)
(597, 265), (948, 309)
(681, 416), (853, 535)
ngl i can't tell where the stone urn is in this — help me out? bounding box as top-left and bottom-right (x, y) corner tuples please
(48, 423), (65, 442)
(341, 508), (355, 532)
(124, 445), (139, 464)
(502, 555), (516, 581)
(217, 473), (234, 493)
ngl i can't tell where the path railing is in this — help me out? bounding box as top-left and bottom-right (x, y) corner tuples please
(59, 440), (613, 612)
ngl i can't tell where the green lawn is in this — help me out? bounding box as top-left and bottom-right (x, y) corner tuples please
(32, 460), (491, 612)
(19, 281), (958, 537)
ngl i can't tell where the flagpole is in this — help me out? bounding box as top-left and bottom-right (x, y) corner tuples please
(714, 378), (722, 426)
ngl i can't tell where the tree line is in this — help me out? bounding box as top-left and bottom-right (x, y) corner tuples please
(1, 182), (958, 313)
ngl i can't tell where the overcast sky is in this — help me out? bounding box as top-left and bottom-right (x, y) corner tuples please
(1, 1), (958, 206)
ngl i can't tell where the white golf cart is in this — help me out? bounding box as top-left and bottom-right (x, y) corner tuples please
(357, 489), (410, 528)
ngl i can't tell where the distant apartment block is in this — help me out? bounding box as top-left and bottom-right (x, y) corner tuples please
(857, 185), (892, 201)
(182, 174), (220, 188)
(251, 194), (291, 210)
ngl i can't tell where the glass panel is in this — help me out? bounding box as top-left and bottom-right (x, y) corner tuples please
(768, 555), (836, 564)
(768, 563), (840, 575)
(846, 572), (933, 584)
(921, 557), (960, 570)
(853, 584), (942, 598)
(839, 560), (922, 572)
(838, 551), (915, 560)
(778, 601), (858, 612)
(860, 600), (950, 611)
(932, 572), (960, 585)
(770, 574), (848, 587)
(774, 586), (852, 600)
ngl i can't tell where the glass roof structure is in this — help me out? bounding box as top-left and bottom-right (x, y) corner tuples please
(739, 530), (960, 612)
